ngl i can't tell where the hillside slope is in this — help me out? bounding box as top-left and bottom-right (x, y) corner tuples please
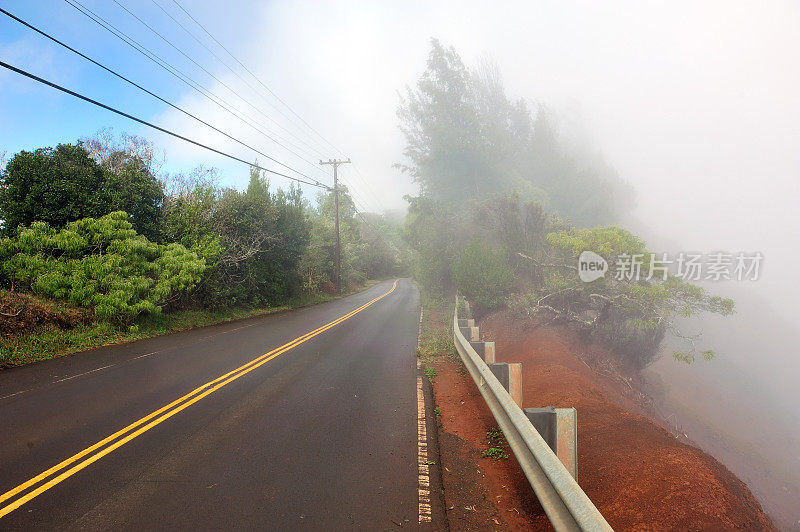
(481, 311), (774, 530)
(423, 302), (775, 530)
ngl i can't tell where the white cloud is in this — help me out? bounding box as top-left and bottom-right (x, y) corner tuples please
(149, 0), (800, 310)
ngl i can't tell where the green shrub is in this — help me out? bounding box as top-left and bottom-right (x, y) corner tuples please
(451, 238), (513, 310)
(0, 212), (205, 322)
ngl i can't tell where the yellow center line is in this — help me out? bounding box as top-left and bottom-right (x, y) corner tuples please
(0, 280), (399, 519)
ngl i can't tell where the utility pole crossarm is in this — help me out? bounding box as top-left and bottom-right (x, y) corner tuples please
(319, 158), (351, 294)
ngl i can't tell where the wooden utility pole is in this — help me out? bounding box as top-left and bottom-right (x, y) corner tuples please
(319, 158), (350, 293)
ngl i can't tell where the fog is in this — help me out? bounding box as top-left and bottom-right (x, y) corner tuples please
(154, 0), (800, 314)
(12, 0), (796, 525)
(225, 2), (798, 525)
(144, 0), (800, 524)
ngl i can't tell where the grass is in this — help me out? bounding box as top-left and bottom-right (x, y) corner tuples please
(0, 282), (381, 370)
(481, 427), (509, 460)
(481, 447), (509, 460)
(416, 292), (458, 365)
(424, 365), (437, 381)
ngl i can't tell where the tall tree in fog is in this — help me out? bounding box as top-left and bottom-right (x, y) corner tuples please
(396, 39), (500, 201)
(397, 39), (633, 226)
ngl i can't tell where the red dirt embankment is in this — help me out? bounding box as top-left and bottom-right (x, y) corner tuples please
(429, 307), (775, 530)
(0, 290), (89, 338)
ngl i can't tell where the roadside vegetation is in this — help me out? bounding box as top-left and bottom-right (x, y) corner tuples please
(0, 131), (408, 368)
(0, 287), (357, 368)
(399, 40), (734, 368)
(416, 293), (457, 366)
(481, 428), (509, 460)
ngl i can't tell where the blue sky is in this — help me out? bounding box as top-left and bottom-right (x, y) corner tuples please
(0, 0), (362, 200)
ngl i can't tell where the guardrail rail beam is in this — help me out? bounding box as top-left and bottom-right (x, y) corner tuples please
(452, 295), (612, 532)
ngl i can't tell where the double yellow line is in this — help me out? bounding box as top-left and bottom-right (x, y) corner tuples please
(0, 280), (399, 519)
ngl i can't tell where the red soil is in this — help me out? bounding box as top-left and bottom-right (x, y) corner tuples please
(428, 307), (775, 531)
(0, 290), (89, 338)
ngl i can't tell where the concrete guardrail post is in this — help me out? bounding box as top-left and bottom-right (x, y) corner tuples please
(458, 326), (479, 342)
(525, 407), (578, 480)
(468, 341), (495, 364)
(488, 362), (522, 407)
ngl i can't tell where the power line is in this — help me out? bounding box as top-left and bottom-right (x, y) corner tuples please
(111, 0), (330, 166)
(339, 166), (388, 213)
(144, 3), (397, 229)
(63, 0), (383, 214)
(340, 181), (387, 224)
(63, 0), (382, 211)
(64, 0), (331, 177)
(170, 0), (346, 157)
(0, 60), (329, 189)
(112, 0), (257, 119)
(149, 0), (329, 161)
(65, 0), (320, 169)
(322, 179), (390, 247)
(156, 2), (389, 213)
(0, 7), (328, 188)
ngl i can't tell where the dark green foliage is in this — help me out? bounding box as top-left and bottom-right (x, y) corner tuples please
(482, 427), (509, 460)
(163, 166), (310, 308)
(102, 151), (165, 241)
(300, 185), (358, 291)
(451, 238), (513, 310)
(0, 144), (109, 235)
(0, 212), (204, 322)
(515, 225), (735, 368)
(300, 185), (408, 293)
(396, 42), (732, 369)
(0, 142), (164, 240)
(403, 188), (733, 368)
(402, 196), (470, 294)
(0, 133), (404, 353)
(352, 212), (407, 279)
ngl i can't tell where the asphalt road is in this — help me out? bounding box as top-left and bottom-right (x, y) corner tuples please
(0, 279), (445, 530)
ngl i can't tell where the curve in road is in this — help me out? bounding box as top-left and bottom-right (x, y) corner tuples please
(0, 279), (445, 530)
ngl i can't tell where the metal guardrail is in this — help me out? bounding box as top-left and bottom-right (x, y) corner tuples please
(453, 296), (613, 532)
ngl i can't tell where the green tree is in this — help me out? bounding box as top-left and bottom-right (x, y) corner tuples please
(81, 129), (166, 240)
(397, 39), (502, 202)
(300, 185), (360, 292)
(397, 40), (633, 226)
(0, 212), (205, 322)
(0, 142), (164, 240)
(402, 196), (469, 293)
(451, 238), (514, 310)
(103, 151), (164, 241)
(0, 144), (109, 235)
(162, 165), (310, 307)
(351, 212), (406, 279)
(512, 226), (736, 367)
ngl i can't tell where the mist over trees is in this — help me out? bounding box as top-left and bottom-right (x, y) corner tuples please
(399, 40), (732, 368)
(397, 38), (634, 227)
